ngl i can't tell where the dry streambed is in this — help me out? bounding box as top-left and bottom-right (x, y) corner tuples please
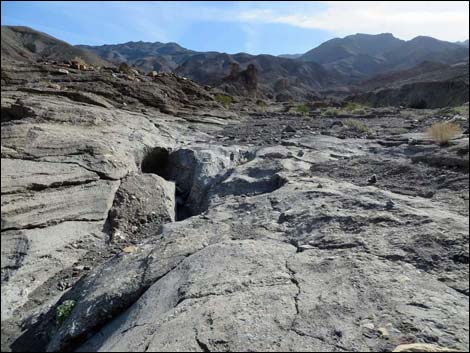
(1, 62), (468, 352)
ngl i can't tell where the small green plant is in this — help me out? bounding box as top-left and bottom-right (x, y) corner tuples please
(294, 104), (310, 115)
(342, 102), (364, 112)
(322, 107), (339, 117)
(56, 300), (76, 324)
(400, 109), (427, 122)
(215, 94), (233, 108)
(345, 119), (369, 133)
(256, 99), (268, 112)
(437, 105), (469, 119)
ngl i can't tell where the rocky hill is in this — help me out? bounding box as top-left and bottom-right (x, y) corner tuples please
(77, 41), (195, 72)
(1, 26), (108, 66)
(300, 33), (469, 79)
(349, 61), (469, 108)
(80, 42), (347, 100)
(80, 32), (469, 101)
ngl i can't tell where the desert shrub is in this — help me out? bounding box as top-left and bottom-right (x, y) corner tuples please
(426, 122), (462, 145)
(343, 102), (367, 112)
(118, 62), (133, 74)
(215, 94), (233, 107)
(294, 104), (310, 115)
(401, 109), (427, 121)
(56, 300), (76, 324)
(437, 105), (469, 119)
(322, 107), (339, 117)
(256, 99), (268, 111)
(345, 119), (369, 133)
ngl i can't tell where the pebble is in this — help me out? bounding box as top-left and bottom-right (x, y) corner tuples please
(123, 245), (138, 253)
(368, 174), (377, 185)
(362, 323), (375, 330)
(378, 327), (389, 337)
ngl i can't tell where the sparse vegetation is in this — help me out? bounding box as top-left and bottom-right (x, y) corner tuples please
(438, 104), (469, 119)
(344, 119), (369, 133)
(322, 107), (339, 117)
(342, 102), (368, 113)
(56, 300), (76, 324)
(400, 109), (428, 122)
(453, 104), (469, 118)
(215, 94), (233, 107)
(426, 122), (462, 145)
(294, 104), (310, 115)
(256, 99), (268, 112)
(319, 104), (368, 118)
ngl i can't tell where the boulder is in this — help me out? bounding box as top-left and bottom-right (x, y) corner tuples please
(108, 173), (176, 239)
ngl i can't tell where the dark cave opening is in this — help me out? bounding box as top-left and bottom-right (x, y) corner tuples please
(141, 147), (171, 176)
(141, 147), (195, 221)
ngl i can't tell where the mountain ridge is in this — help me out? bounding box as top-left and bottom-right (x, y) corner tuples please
(2, 25), (468, 102)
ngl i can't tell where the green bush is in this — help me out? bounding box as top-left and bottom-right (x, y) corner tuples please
(215, 94), (233, 107)
(294, 104), (310, 115)
(322, 107), (339, 117)
(256, 99), (268, 112)
(56, 300), (76, 324)
(436, 105), (468, 119)
(341, 102), (369, 115)
(343, 102), (362, 112)
(345, 119), (369, 133)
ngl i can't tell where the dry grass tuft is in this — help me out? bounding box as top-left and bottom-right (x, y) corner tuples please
(426, 122), (462, 145)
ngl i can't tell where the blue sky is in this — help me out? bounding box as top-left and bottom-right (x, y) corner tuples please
(1, 1), (469, 55)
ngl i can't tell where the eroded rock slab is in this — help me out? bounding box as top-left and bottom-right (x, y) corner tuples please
(1, 221), (105, 320)
(1, 159), (100, 194)
(1, 180), (119, 231)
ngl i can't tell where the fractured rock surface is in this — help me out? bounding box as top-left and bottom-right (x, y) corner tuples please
(1, 59), (468, 352)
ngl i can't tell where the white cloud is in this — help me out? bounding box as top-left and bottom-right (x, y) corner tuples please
(235, 1), (470, 41)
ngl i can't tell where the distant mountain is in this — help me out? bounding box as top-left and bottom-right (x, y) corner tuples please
(383, 36), (469, 70)
(300, 33), (404, 78)
(77, 41), (195, 72)
(3, 25), (466, 101)
(456, 39), (469, 47)
(1, 26), (108, 66)
(300, 33), (469, 79)
(80, 43), (347, 100)
(278, 54), (302, 59)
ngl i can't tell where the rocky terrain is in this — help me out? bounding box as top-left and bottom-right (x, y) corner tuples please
(81, 31), (469, 99)
(4, 26), (469, 105)
(1, 26), (107, 67)
(1, 27), (470, 353)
